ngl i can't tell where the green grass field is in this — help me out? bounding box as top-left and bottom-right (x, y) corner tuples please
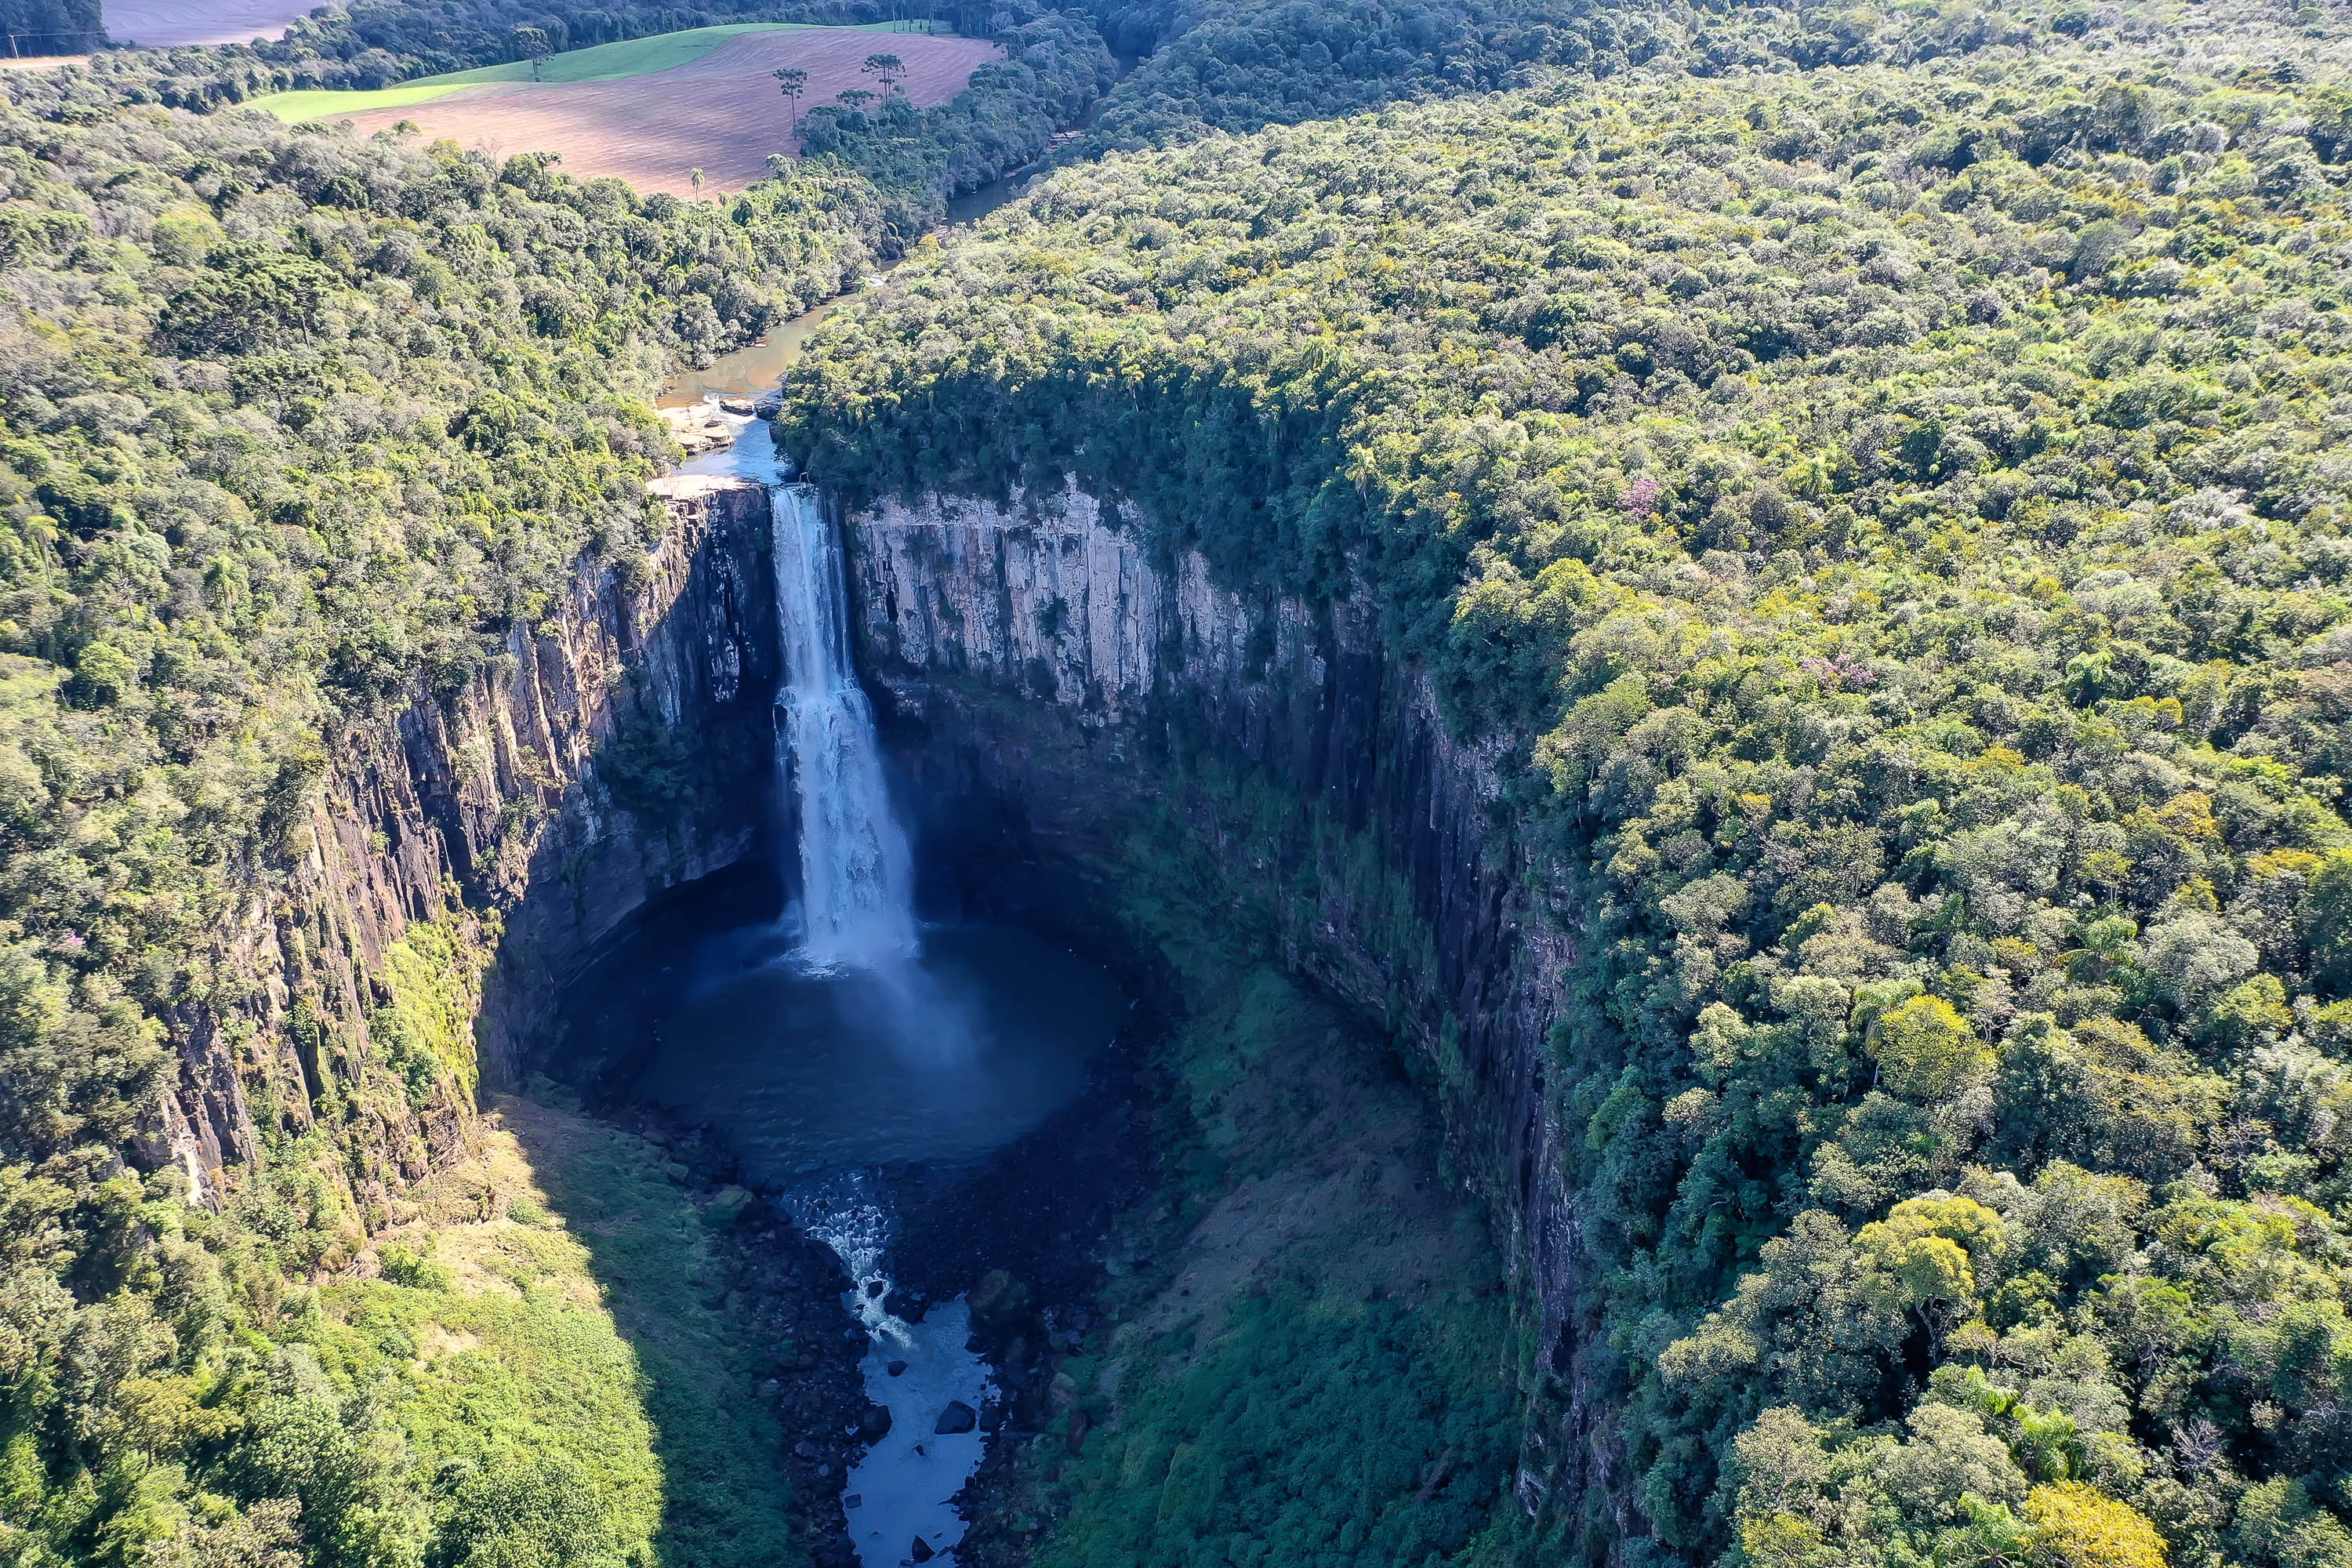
(252, 19), (949, 122)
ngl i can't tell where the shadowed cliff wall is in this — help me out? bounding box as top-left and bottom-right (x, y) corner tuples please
(840, 481), (1616, 1530)
(145, 472), (778, 1232)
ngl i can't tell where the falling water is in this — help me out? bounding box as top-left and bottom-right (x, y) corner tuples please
(769, 481), (920, 973)
(684, 429), (1011, 1566)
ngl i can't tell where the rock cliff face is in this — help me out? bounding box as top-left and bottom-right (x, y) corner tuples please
(139, 459), (1617, 1524)
(841, 483), (1612, 1529)
(147, 474), (778, 1229)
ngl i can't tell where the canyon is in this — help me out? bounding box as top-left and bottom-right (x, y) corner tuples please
(152, 444), (1604, 1554)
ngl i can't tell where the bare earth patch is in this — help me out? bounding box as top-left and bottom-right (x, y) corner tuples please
(327, 28), (1003, 197)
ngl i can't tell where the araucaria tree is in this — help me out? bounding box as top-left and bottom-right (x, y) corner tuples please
(774, 64), (808, 131)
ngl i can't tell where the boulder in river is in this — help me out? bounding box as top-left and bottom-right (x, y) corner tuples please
(935, 1400), (978, 1435)
(884, 1287), (928, 1323)
(967, 1269), (1033, 1334)
(858, 1402), (893, 1442)
(910, 1539), (935, 1563)
(887, 1359), (908, 1377)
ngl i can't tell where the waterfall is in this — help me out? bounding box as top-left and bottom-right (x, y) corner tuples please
(769, 481), (920, 972)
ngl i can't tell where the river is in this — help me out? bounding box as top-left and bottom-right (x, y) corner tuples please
(604, 414), (1126, 1567)
(656, 170), (1037, 411)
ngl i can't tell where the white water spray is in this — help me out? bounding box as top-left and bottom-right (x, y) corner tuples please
(787, 1171), (991, 1567)
(769, 481), (920, 972)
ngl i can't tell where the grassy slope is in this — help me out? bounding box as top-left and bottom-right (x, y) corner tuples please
(309, 1094), (801, 1566)
(252, 19), (947, 121)
(1034, 951), (1528, 1568)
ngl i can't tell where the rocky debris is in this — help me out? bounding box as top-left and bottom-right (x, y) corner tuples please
(611, 1109), (868, 1566)
(656, 401), (740, 456)
(935, 1400), (978, 1436)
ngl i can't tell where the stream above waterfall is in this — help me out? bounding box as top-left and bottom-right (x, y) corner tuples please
(656, 169), (1038, 410)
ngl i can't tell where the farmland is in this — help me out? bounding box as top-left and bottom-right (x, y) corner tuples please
(260, 24), (1000, 197)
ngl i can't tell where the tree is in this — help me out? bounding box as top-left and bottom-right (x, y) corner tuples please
(2306, 849), (2352, 998)
(2024, 1483), (2169, 1568)
(863, 53), (905, 96)
(512, 24), (551, 82)
(837, 87), (875, 112)
(1857, 1195), (2005, 1348)
(1867, 995), (1988, 1102)
(773, 66), (808, 132)
(688, 166), (704, 198)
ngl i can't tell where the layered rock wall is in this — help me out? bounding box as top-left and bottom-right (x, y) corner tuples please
(147, 474), (777, 1226)
(843, 483), (1607, 1526)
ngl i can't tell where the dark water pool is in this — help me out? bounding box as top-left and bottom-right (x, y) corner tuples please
(591, 906), (1127, 1566)
(624, 920), (1127, 1181)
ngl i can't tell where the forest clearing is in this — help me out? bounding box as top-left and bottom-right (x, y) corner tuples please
(265, 24), (1001, 196)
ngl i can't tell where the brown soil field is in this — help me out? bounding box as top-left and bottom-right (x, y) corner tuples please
(103, 0), (318, 47)
(329, 29), (1003, 198)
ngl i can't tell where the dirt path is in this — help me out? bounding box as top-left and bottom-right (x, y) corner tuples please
(103, 0), (317, 46)
(328, 28), (1002, 198)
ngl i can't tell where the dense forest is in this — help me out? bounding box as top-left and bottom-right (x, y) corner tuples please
(0, 77), (884, 1563)
(7, 0), (2352, 1559)
(100, 0), (960, 79)
(782, 13), (2352, 1565)
(1, 0), (99, 55)
(1065, 0), (2258, 151)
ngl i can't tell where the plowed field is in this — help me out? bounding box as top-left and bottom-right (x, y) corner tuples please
(322, 28), (1001, 198)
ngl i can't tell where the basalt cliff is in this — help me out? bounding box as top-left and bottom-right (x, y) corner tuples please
(139, 461), (1601, 1525)
(148, 473), (775, 1234)
(840, 481), (1606, 1529)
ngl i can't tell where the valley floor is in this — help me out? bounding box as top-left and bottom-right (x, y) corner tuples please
(313, 1092), (870, 1567)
